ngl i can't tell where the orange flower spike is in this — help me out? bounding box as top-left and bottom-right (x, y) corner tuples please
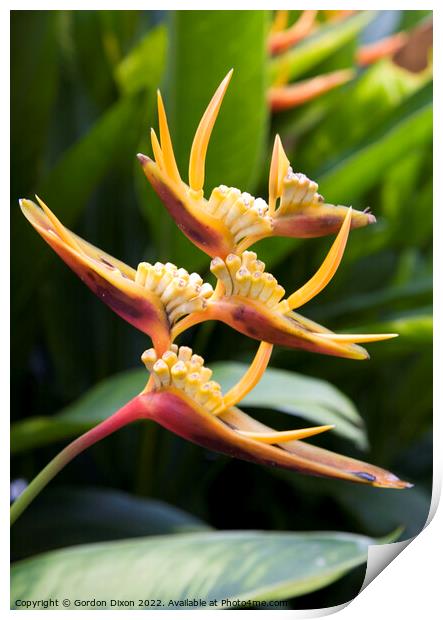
(173, 221), (397, 360)
(11, 342), (411, 522)
(357, 31), (408, 66)
(138, 72), (238, 259)
(268, 10), (318, 56)
(139, 72), (375, 256)
(141, 345), (410, 489)
(19, 198), (214, 355)
(269, 69), (355, 112)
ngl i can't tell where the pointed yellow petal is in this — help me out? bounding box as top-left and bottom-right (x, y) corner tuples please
(268, 134), (290, 215)
(150, 128), (165, 171)
(315, 333), (399, 344)
(157, 90), (181, 185)
(285, 207), (353, 310)
(270, 10), (289, 33)
(217, 341), (273, 412)
(237, 425), (334, 443)
(34, 195), (83, 254)
(218, 407), (412, 488)
(189, 69), (233, 192)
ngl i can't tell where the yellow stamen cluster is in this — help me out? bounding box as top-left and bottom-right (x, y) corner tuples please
(135, 262), (213, 324)
(206, 186), (272, 243)
(210, 251), (287, 310)
(141, 345), (225, 414)
(276, 167), (325, 216)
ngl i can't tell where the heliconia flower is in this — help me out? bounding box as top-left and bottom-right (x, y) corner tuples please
(172, 212), (397, 360)
(10, 342), (412, 524)
(268, 10), (318, 56)
(268, 69), (355, 112)
(357, 31), (408, 66)
(137, 72), (376, 258)
(19, 197), (213, 355)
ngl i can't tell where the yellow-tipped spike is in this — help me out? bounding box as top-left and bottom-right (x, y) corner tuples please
(217, 342), (273, 412)
(34, 196), (83, 253)
(189, 69), (233, 192)
(157, 91), (182, 185)
(315, 333), (399, 344)
(150, 128), (165, 171)
(270, 10), (289, 33)
(268, 134), (290, 215)
(285, 207), (353, 311)
(238, 424), (334, 444)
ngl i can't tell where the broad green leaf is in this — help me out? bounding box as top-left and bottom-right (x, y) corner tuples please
(115, 25), (167, 95)
(11, 368), (147, 454)
(381, 150), (432, 247)
(11, 530), (376, 607)
(294, 60), (429, 173)
(138, 10), (269, 269)
(269, 11), (374, 84)
(316, 82), (432, 205)
(12, 486), (210, 561)
(212, 362), (367, 449)
(313, 278), (432, 322)
(400, 10), (432, 31)
(68, 11), (126, 108)
(11, 11), (59, 196)
(350, 309), (432, 349)
(332, 483), (431, 541)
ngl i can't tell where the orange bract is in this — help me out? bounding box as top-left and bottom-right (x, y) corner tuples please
(17, 69), (408, 497)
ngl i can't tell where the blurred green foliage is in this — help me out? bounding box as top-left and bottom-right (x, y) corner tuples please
(11, 10), (432, 609)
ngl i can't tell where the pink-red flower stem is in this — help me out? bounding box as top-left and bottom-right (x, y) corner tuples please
(10, 395), (150, 525)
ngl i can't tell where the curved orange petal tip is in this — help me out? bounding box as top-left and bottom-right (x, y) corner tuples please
(139, 72), (274, 258)
(268, 10), (318, 56)
(269, 69), (355, 112)
(357, 31), (408, 66)
(20, 197), (171, 353)
(140, 390), (411, 489)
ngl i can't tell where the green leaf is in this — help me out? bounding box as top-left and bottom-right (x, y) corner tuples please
(11, 530), (376, 607)
(313, 278), (432, 322)
(294, 60), (429, 173)
(332, 483), (431, 541)
(138, 10), (270, 269)
(12, 486), (210, 561)
(316, 82), (432, 205)
(13, 94), (144, 312)
(381, 150), (432, 247)
(350, 309), (432, 350)
(11, 368), (146, 454)
(269, 11), (375, 84)
(115, 25), (167, 96)
(212, 363), (367, 449)
(11, 11), (59, 196)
